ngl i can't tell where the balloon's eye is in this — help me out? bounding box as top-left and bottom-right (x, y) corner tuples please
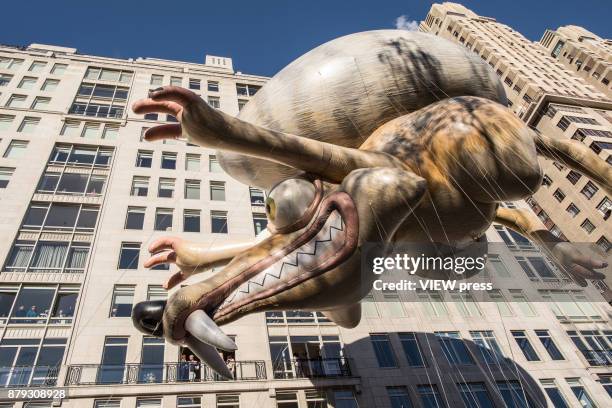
(265, 197), (276, 222)
(266, 179), (317, 231)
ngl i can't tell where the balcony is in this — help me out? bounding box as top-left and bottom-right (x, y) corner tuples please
(65, 361), (266, 386)
(0, 366), (59, 387)
(273, 358), (352, 379)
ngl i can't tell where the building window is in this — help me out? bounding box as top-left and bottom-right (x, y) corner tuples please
(494, 225), (534, 250)
(534, 330), (564, 360)
(6, 285), (77, 325)
(449, 291), (482, 317)
(276, 391), (298, 408)
(515, 256), (556, 280)
(154, 208), (173, 231)
(253, 213), (268, 235)
(158, 178), (175, 198)
(566, 170), (582, 184)
(580, 219), (595, 234)
(398, 332), (425, 367)
(458, 382), (494, 408)
(99, 337), (128, 384)
(6, 94), (27, 108)
(136, 150), (153, 168)
(596, 236), (610, 253)
(216, 394), (240, 407)
(599, 375), (612, 398)
(150, 74), (163, 86)
(0, 129), (27, 155)
(144, 113), (158, 121)
(183, 210), (200, 233)
(487, 289), (514, 317)
(236, 83), (260, 97)
(370, 333), (397, 368)
(50, 63), (67, 75)
(41, 79), (60, 91)
(0, 167), (15, 188)
(497, 381), (532, 408)
(118, 242), (140, 269)
(18, 76), (37, 89)
(139, 337), (164, 383)
(207, 81), (219, 92)
(110, 285), (134, 317)
(552, 188), (565, 202)
(60, 121), (79, 136)
(332, 391), (358, 408)
(387, 386), (413, 408)
(238, 99), (248, 111)
(436, 332), (473, 365)
(416, 385), (446, 408)
(147, 285), (166, 301)
(31, 97), (51, 110)
(82, 122), (100, 138)
(211, 211), (228, 233)
(511, 330), (540, 361)
(207, 96), (220, 109)
(596, 197), (611, 219)
(0, 57), (23, 70)
(185, 154), (200, 171)
(131, 176), (149, 196)
(125, 207), (145, 230)
(0, 73), (13, 86)
(170, 76), (182, 87)
(471, 330), (504, 364)
(177, 396), (201, 408)
(581, 181), (598, 199)
(29, 61), (47, 73)
(209, 154), (222, 172)
(184, 180), (200, 199)
(188, 79), (200, 90)
(566, 203), (580, 218)
(417, 290), (448, 316)
(539, 379), (569, 408)
(0, 114), (15, 130)
(566, 378), (597, 408)
(94, 400), (122, 408)
(17, 117), (40, 134)
(39, 171), (106, 196)
(161, 152), (177, 169)
(567, 330), (611, 366)
(249, 187), (265, 205)
(541, 290), (601, 321)
(486, 254), (511, 277)
(0, 336), (67, 386)
(210, 181), (226, 201)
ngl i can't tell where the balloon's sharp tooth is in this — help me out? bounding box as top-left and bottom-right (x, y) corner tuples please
(184, 336), (233, 379)
(185, 310), (237, 351)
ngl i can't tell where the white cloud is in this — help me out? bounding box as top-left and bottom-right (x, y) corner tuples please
(395, 15), (419, 31)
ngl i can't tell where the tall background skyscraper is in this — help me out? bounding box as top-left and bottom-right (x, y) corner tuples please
(0, 3), (610, 407)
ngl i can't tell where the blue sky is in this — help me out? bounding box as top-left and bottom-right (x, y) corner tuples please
(1, 1), (610, 77)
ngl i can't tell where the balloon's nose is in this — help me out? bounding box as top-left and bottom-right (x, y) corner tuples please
(131, 300), (166, 337)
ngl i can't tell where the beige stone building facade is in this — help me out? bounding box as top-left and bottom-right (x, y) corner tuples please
(420, 2), (612, 298)
(540, 25), (611, 97)
(0, 13), (610, 408)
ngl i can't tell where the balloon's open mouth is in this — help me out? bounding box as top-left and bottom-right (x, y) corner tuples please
(168, 192), (359, 341)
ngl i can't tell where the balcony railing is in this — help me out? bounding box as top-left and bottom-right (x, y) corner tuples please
(0, 366), (59, 387)
(65, 361), (266, 385)
(273, 358), (352, 379)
